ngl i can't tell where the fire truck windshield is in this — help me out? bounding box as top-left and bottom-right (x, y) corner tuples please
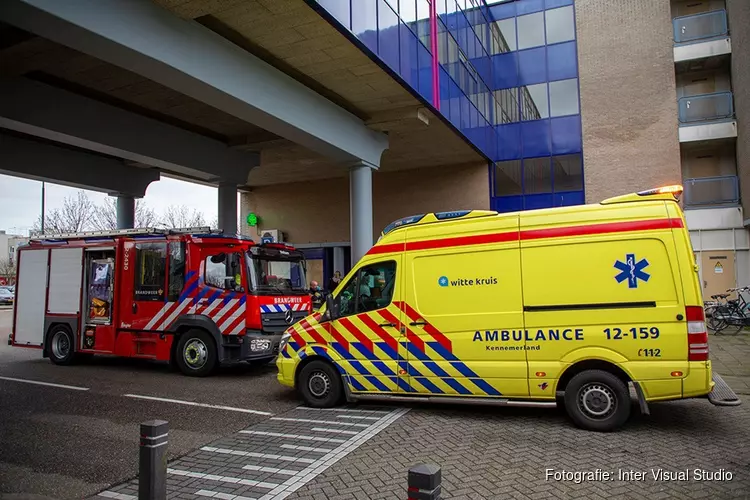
(246, 247), (307, 295)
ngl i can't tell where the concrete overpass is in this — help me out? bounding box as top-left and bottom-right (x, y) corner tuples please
(0, 0), (486, 262)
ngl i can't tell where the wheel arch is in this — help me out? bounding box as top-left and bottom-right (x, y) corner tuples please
(294, 348), (346, 390)
(168, 315), (221, 362)
(43, 320), (77, 358)
(556, 359), (632, 394)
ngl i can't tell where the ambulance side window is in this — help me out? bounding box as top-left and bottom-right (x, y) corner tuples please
(134, 243), (167, 301)
(167, 241), (186, 301)
(338, 261), (396, 317)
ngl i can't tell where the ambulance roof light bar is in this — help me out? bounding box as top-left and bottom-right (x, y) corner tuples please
(637, 184), (684, 198)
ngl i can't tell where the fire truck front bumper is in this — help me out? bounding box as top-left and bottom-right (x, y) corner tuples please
(219, 333), (282, 364)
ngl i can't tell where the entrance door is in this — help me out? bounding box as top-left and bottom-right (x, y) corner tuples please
(701, 251), (735, 298)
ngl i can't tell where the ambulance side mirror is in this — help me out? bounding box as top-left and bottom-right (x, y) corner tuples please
(325, 294), (337, 321)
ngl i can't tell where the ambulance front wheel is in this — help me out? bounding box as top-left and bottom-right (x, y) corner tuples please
(175, 329), (217, 377)
(564, 369), (631, 432)
(298, 360), (343, 408)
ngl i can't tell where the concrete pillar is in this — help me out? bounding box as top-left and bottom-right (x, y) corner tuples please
(116, 195), (135, 229)
(333, 247), (346, 276)
(218, 183), (237, 234)
(349, 163), (374, 264)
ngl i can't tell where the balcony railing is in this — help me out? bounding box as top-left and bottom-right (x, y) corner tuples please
(684, 175), (739, 207)
(673, 10), (728, 43)
(678, 92), (734, 124)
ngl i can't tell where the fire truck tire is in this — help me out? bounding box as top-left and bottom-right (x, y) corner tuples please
(47, 325), (76, 366)
(175, 329), (217, 377)
(298, 360), (343, 408)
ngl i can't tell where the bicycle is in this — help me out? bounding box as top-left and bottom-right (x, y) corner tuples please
(707, 286), (750, 335)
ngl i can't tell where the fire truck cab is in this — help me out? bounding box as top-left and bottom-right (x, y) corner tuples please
(10, 227), (311, 376)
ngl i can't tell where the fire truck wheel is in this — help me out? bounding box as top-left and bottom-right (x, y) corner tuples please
(175, 330), (217, 377)
(47, 325), (76, 366)
(298, 360), (343, 408)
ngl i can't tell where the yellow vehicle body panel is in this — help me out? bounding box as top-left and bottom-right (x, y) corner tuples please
(277, 194), (712, 404)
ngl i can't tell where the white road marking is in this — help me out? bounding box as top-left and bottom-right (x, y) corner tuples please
(123, 394), (272, 415)
(336, 415), (381, 421)
(0, 376), (89, 391)
(168, 469), (277, 489)
(200, 446), (314, 464)
(297, 406), (390, 414)
(279, 444), (334, 453)
(260, 408), (410, 500)
(242, 464), (297, 476)
(239, 430), (346, 443)
(270, 417), (369, 427)
(98, 492), (136, 500)
(195, 489), (256, 500)
(311, 427), (359, 435)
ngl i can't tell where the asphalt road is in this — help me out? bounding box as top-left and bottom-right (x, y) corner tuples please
(0, 308), (300, 499)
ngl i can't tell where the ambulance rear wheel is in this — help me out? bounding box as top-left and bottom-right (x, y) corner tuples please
(48, 325), (76, 366)
(175, 330), (217, 377)
(299, 360), (342, 408)
(564, 370), (631, 432)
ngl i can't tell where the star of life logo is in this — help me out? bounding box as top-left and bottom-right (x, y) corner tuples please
(614, 253), (650, 288)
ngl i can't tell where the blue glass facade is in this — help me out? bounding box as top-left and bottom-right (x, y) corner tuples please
(312, 0), (584, 212)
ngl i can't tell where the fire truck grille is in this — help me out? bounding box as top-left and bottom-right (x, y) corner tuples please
(261, 311), (308, 334)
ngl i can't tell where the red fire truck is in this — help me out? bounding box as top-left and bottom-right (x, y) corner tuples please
(10, 228), (311, 376)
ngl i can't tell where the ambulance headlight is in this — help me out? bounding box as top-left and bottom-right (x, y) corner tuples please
(250, 338), (272, 352)
(278, 332), (291, 352)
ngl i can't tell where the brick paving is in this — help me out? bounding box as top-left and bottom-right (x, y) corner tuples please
(710, 332), (750, 395)
(286, 399), (750, 499)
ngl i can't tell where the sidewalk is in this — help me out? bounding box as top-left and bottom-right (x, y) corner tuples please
(709, 331), (750, 395)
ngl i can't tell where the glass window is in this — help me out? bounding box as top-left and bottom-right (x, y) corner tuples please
(246, 247), (307, 294)
(523, 157), (552, 194)
(416, 0), (431, 50)
(521, 83), (549, 121)
(545, 6), (575, 44)
(352, 0), (377, 38)
(494, 87), (519, 124)
(337, 261), (397, 317)
(493, 18), (516, 53)
(204, 252), (244, 292)
(167, 241), (186, 302)
(134, 243), (167, 301)
(552, 154), (583, 192)
(385, 0), (399, 13)
(549, 78), (579, 117)
(494, 160), (523, 196)
(517, 12), (544, 49)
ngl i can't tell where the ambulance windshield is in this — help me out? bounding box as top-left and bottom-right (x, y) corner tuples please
(246, 247), (307, 295)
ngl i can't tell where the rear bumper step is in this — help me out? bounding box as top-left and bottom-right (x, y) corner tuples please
(708, 373), (741, 407)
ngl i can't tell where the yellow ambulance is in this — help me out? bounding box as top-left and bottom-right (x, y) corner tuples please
(276, 186), (740, 431)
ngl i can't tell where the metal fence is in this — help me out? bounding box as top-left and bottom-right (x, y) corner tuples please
(678, 92), (734, 123)
(673, 9), (728, 43)
(684, 176), (739, 207)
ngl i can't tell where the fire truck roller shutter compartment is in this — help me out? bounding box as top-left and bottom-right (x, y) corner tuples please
(47, 248), (84, 315)
(14, 249), (49, 346)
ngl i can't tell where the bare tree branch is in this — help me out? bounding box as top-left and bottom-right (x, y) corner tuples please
(32, 191), (94, 234)
(0, 259), (15, 280)
(161, 205), (206, 229)
(91, 198), (158, 230)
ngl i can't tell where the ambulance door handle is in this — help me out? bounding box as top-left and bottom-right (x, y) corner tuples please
(409, 321), (428, 326)
(378, 322), (396, 328)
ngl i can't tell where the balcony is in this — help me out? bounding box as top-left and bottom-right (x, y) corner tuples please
(678, 92), (737, 142)
(673, 10), (731, 63)
(684, 175), (739, 207)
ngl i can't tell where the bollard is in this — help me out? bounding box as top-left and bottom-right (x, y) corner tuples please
(407, 463), (441, 500)
(139, 420), (169, 500)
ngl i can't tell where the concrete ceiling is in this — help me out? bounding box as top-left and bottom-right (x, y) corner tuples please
(0, 0), (485, 187)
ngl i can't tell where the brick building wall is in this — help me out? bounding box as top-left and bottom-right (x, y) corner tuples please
(575, 0), (682, 203)
(240, 163), (490, 244)
(727, 0), (750, 223)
